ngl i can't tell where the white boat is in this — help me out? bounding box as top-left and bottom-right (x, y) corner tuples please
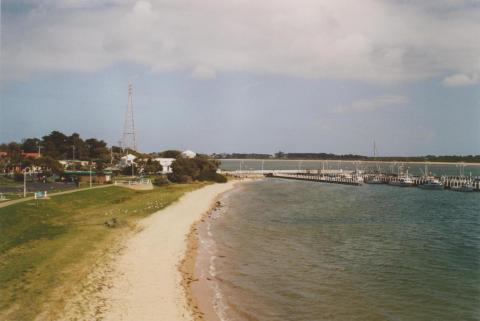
(355, 175), (364, 184)
(451, 182), (474, 192)
(390, 165), (414, 187)
(365, 176), (384, 184)
(418, 177), (444, 190)
(389, 176), (414, 187)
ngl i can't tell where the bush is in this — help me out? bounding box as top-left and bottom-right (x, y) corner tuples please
(197, 171), (227, 183)
(212, 173), (227, 183)
(167, 173), (192, 183)
(153, 175), (170, 186)
(170, 155), (223, 183)
(14, 173), (24, 182)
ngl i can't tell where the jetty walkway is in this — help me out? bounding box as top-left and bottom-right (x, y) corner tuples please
(220, 169), (480, 191)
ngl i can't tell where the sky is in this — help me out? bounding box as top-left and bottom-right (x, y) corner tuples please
(1, 0), (479, 156)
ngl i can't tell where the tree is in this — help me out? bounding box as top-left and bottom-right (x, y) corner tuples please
(122, 164), (137, 176)
(67, 133), (88, 160)
(275, 151), (285, 159)
(42, 131), (69, 158)
(34, 156), (64, 176)
(169, 157), (200, 182)
(21, 138), (41, 153)
(85, 138), (109, 160)
(159, 150), (182, 158)
(143, 159), (162, 174)
(7, 142), (22, 164)
(169, 155), (225, 183)
(96, 160), (105, 173)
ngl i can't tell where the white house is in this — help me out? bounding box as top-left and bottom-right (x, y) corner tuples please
(154, 158), (175, 174)
(120, 154), (137, 167)
(181, 150), (196, 158)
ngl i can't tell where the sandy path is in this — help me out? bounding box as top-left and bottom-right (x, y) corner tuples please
(101, 182), (236, 321)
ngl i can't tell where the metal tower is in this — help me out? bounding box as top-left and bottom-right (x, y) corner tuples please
(121, 83), (137, 152)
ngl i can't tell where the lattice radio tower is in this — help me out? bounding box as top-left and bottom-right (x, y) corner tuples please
(121, 83), (137, 152)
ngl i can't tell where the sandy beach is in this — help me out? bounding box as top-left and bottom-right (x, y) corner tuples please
(98, 182), (237, 321)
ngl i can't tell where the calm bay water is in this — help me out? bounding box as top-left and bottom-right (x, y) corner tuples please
(207, 179), (480, 321)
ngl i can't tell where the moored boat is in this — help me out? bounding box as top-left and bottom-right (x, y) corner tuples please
(418, 177), (444, 190)
(365, 176), (384, 184)
(389, 176), (414, 187)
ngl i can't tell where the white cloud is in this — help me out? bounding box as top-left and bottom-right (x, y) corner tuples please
(442, 73), (479, 87)
(335, 95), (409, 113)
(1, 0), (480, 85)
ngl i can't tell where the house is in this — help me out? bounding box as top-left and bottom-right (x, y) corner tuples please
(59, 160), (91, 170)
(119, 154), (137, 167)
(154, 158), (175, 174)
(181, 150), (196, 158)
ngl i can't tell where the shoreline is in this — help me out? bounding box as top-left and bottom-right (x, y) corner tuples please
(181, 179), (256, 321)
(97, 182), (239, 321)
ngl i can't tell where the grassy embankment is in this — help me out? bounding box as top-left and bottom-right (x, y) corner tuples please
(0, 176), (97, 201)
(0, 183), (207, 321)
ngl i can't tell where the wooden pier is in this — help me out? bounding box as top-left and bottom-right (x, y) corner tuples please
(219, 169), (480, 191)
(361, 174), (480, 191)
(263, 171), (480, 191)
(268, 172), (363, 186)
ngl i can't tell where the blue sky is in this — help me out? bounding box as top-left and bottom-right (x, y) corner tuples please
(1, 0), (479, 155)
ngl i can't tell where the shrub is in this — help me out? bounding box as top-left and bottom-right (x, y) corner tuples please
(153, 175), (170, 186)
(167, 173), (192, 183)
(169, 155), (225, 183)
(212, 173), (227, 183)
(14, 173), (24, 182)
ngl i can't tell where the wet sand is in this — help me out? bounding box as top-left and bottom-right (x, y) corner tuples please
(181, 179), (258, 321)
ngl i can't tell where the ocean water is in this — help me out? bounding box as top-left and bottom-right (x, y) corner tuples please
(205, 179), (480, 321)
(219, 159), (480, 177)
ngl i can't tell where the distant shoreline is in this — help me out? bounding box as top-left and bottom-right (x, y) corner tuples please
(219, 159), (480, 166)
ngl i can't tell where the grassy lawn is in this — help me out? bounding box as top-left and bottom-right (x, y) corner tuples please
(0, 193), (23, 201)
(0, 183), (207, 321)
(0, 176), (22, 188)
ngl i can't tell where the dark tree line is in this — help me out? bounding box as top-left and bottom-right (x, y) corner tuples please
(0, 131), (110, 162)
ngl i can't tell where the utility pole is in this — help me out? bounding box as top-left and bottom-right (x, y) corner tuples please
(23, 167), (31, 197)
(24, 170), (27, 197)
(72, 145), (76, 161)
(89, 164), (93, 188)
(37, 142), (42, 157)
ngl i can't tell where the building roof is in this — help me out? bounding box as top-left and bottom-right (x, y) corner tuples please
(181, 150), (196, 158)
(121, 154), (137, 160)
(22, 152), (40, 158)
